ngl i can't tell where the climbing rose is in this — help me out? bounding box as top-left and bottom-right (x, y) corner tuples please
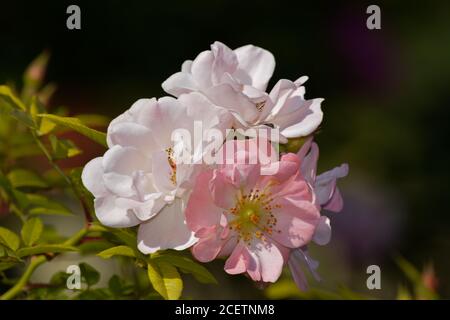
(162, 41), (323, 143)
(82, 94), (232, 253)
(185, 139), (321, 283)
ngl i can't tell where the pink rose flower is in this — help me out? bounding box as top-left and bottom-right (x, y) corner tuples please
(185, 139), (321, 283)
(288, 139), (349, 290)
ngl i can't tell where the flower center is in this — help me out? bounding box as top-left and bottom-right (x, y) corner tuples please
(226, 186), (281, 244)
(255, 101), (266, 112)
(165, 147), (177, 185)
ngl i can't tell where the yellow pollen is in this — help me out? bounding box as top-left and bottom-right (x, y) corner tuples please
(165, 147), (177, 185)
(226, 187), (282, 243)
(255, 101), (266, 112)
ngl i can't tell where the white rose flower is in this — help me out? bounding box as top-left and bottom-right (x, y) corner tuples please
(162, 41), (323, 142)
(82, 94), (232, 253)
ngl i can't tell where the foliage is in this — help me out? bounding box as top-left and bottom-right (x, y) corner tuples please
(0, 52), (216, 300)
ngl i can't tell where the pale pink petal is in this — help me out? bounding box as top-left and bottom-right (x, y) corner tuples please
(178, 91), (234, 137)
(151, 149), (176, 194)
(288, 255), (309, 291)
(323, 187), (344, 212)
(261, 153), (300, 183)
(313, 216), (331, 245)
(94, 196), (140, 228)
(209, 170), (237, 209)
(115, 194), (165, 222)
(191, 50), (214, 89)
(161, 72), (198, 97)
(211, 41), (238, 85)
(224, 242), (249, 275)
(315, 163), (349, 206)
(294, 76), (309, 86)
(102, 145), (151, 175)
(203, 83), (259, 123)
(107, 122), (158, 154)
(281, 98), (324, 138)
(181, 60), (193, 72)
(288, 248), (321, 290)
(185, 171), (223, 232)
(234, 44), (275, 91)
(247, 240), (285, 283)
(137, 199), (197, 254)
(300, 142), (319, 186)
(103, 172), (135, 198)
(192, 228), (224, 262)
(269, 197), (320, 248)
(81, 157), (107, 198)
(268, 80), (304, 118)
(296, 136), (313, 160)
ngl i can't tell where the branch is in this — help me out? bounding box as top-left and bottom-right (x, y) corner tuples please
(0, 255), (46, 300)
(0, 226), (89, 300)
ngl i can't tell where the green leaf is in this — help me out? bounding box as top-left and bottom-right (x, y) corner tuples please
(76, 114), (110, 127)
(0, 227), (20, 251)
(16, 244), (78, 258)
(0, 86), (35, 127)
(21, 217), (44, 246)
(153, 253), (217, 284)
(395, 255), (421, 283)
(26, 194), (72, 216)
(147, 260), (183, 300)
(279, 136), (309, 154)
(49, 134), (82, 159)
(50, 271), (70, 286)
(28, 207), (72, 216)
(0, 256), (22, 272)
(29, 96), (46, 118)
(37, 114), (107, 147)
(79, 262), (100, 286)
(79, 240), (114, 255)
(97, 245), (136, 259)
(0, 85), (26, 111)
(39, 225), (65, 244)
(7, 169), (49, 188)
(108, 275), (124, 296)
(9, 144), (42, 159)
(38, 117), (56, 136)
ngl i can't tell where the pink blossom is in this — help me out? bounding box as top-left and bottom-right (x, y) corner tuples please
(185, 139), (321, 283)
(287, 139), (349, 290)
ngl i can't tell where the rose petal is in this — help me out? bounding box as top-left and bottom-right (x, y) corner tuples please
(137, 199), (197, 254)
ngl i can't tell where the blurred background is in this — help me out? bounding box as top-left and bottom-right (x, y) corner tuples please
(1, 0), (449, 299)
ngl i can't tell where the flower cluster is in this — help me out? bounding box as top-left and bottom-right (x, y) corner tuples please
(82, 42), (348, 290)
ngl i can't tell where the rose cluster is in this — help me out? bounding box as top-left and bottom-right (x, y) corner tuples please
(82, 42), (348, 289)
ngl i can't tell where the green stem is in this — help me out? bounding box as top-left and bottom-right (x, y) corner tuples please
(64, 227), (88, 246)
(31, 131), (71, 185)
(0, 226), (90, 300)
(0, 255), (46, 300)
(10, 204), (26, 223)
